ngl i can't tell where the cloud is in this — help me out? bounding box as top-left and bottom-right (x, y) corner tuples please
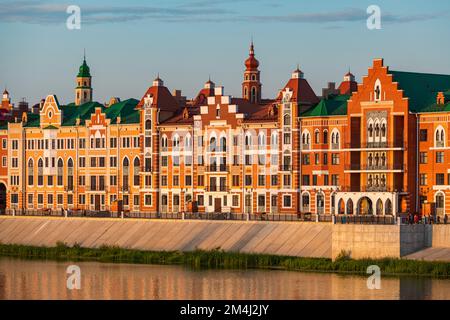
(0, 1), (445, 26)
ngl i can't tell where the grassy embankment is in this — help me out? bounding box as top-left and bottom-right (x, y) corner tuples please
(0, 242), (449, 277)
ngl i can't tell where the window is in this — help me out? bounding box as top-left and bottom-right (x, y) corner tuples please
(331, 174), (339, 186)
(323, 131), (328, 144)
(185, 175), (192, 186)
(110, 157), (117, 167)
(28, 159), (34, 186)
(161, 175), (167, 186)
(419, 152), (428, 164)
(232, 195), (239, 207)
(312, 175), (317, 186)
(323, 153), (328, 165)
(271, 175), (278, 186)
(197, 195), (204, 206)
(436, 173), (445, 185)
(173, 156), (180, 166)
(79, 157), (85, 168)
(283, 195), (292, 208)
(110, 138), (117, 148)
(232, 175), (239, 187)
(48, 194), (53, 205)
(314, 130), (320, 144)
(245, 175), (252, 186)
(258, 175), (265, 186)
(419, 129), (427, 142)
(12, 157), (18, 168)
(133, 158), (140, 186)
(283, 174), (291, 187)
(110, 175), (117, 186)
(57, 158), (63, 186)
(145, 158), (152, 172)
(11, 194), (18, 204)
(123, 158), (129, 189)
(302, 175), (310, 185)
(48, 176), (53, 186)
(2, 156), (6, 167)
(271, 154), (278, 165)
(436, 152), (444, 163)
(302, 154), (310, 165)
(57, 194), (63, 205)
(332, 154), (340, 165)
(90, 157), (97, 167)
(145, 176), (152, 187)
(2, 139), (6, 149)
(245, 155), (252, 166)
(197, 175), (204, 186)
(314, 154), (319, 165)
(145, 195), (152, 206)
(284, 133), (291, 144)
(324, 175), (329, 186)
(420, 174), (428, 186)
(173, 175), (179, 186)
(161, 156), (168, 167)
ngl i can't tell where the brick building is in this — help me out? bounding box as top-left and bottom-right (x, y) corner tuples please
(2, 45), (450, 218)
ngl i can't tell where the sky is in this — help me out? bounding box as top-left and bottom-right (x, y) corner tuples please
(0, 0), (449, 105)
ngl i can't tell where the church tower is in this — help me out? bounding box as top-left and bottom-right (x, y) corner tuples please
(1, 88), (12, 110)
(75, 55), (92, 106)
(242, 41), (261, 104)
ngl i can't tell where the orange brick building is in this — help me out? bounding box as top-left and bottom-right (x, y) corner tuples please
(2, 45), (450, 218)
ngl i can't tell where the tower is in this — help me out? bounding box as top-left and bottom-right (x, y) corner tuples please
(242, 41), (261, 104)
(338, 70), (358, 95)
(1, 88), (12, 110)
(75, 54), (92, 106)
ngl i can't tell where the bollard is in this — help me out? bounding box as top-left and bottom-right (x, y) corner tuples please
(332, 215), (336, 224)
(397, 216), (401, 225)
(315, 214), (319, 223)
(121, 211), (124, 219)
(182, 212), (185, 220)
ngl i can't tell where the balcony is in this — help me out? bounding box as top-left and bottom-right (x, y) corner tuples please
(345, 163), (404, 171)
(206, 186), (229, 192)
(206, 164), (229, 172)
(279, 165), (292, 171)
(345, 141), (405, 149)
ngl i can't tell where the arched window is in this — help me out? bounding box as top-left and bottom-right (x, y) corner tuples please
(323, 130), (328, 144)
(252, 74), (256, 81)
(245, 134), (252, 149)
(68, 159), (74, 191)
(375, 122), (380, 137)
(258, 133), (265, 147)
(271, 132), (278, 146)
(57, 158), (64, 186)
(316, 193), (325, 214)
(346, 199), (354, 214)
(435, 126), (445, 147)
(381, 122), (386, 137)
(251, 87), (256, 102)
(385, 199), (393, 215)
(284, 114), (291, 126)
(27, 159), (34, 186)
(220, 136), (227, 152)
(38, 158), (44, 186)
(314, 130), (320, 144)
(123, 158), (129, 190)
(173, 135), (180, 149)
(133, 157), (140, 186)
(145, 119), (151, 130)
(368, 123), (373, 138)
(161, 136), (168, 150)
(376, 199), (383, 215)
(210, 136), (217, 152)
(301, 193), (310, 212)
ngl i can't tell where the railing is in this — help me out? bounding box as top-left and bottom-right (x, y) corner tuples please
(337, 186), (405, 193)
(206, 164), (229, 172)
(335, 215), (396, 225)
(205, 186), (229, 192)
(345, 164), (404, 171)
(3, 209), (401, 224)
(279, 165), (292, 171)
(345, 141), (405, 149)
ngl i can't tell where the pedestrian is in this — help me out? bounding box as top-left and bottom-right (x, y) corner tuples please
(444, 214), (448, 225)
(437, 216), (441, 224)
(414, 214), (419, 224)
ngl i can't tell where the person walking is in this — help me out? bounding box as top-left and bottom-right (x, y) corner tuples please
(444, 214), (448, 225)
(414, 214), (419, 224)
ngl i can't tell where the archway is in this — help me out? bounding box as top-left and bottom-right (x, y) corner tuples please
(385, 199), (393, 215)
(0, 183), (5, 214)
(376, 199), (383, 215)
(338, 199), (345, 214)
(357, 197), (373, 215)
(346, 199), (353, 215)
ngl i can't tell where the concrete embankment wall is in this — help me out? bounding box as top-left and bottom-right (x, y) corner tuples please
(431, 225), (450, 248)
(0, 216), (332, 258)
(2, 216), (450, 261)
(331, 224), (432, 259)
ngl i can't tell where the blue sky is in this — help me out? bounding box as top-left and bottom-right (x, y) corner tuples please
(0, 0), (449, 105)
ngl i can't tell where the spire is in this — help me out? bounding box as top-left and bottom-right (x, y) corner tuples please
(249, 37), (254, 56)
(77, 53), (91, 78)
(153, 73), (164, 87)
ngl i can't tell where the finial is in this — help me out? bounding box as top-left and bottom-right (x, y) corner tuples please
(83, 48), (86, 61)
(250, 36), (254, 55)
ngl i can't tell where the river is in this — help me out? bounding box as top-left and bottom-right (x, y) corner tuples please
(0, 257), (449, 300)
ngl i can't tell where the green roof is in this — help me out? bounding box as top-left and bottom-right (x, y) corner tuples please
(390, 70), (450, 113)
(301, 94), (349, 117)
(77, 59), (91, 78)
(104, 98), (140, 124)
(23, 98), (140, 129)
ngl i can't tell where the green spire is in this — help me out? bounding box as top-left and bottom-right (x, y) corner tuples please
(77, 53), (91, 78)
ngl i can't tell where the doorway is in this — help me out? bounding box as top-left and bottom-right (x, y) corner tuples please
(94, 195), (101, 211)
(214, 198), (222, 213)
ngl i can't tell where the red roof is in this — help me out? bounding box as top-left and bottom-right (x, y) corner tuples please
(137, 84), (179, 112)
(277, 78), (319, 105)
(338, 80), (358, 95)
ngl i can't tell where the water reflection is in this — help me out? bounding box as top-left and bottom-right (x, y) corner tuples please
(0, 257), (449, 300)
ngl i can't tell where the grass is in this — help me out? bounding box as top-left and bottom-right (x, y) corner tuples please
(0, 243), (449, 278)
